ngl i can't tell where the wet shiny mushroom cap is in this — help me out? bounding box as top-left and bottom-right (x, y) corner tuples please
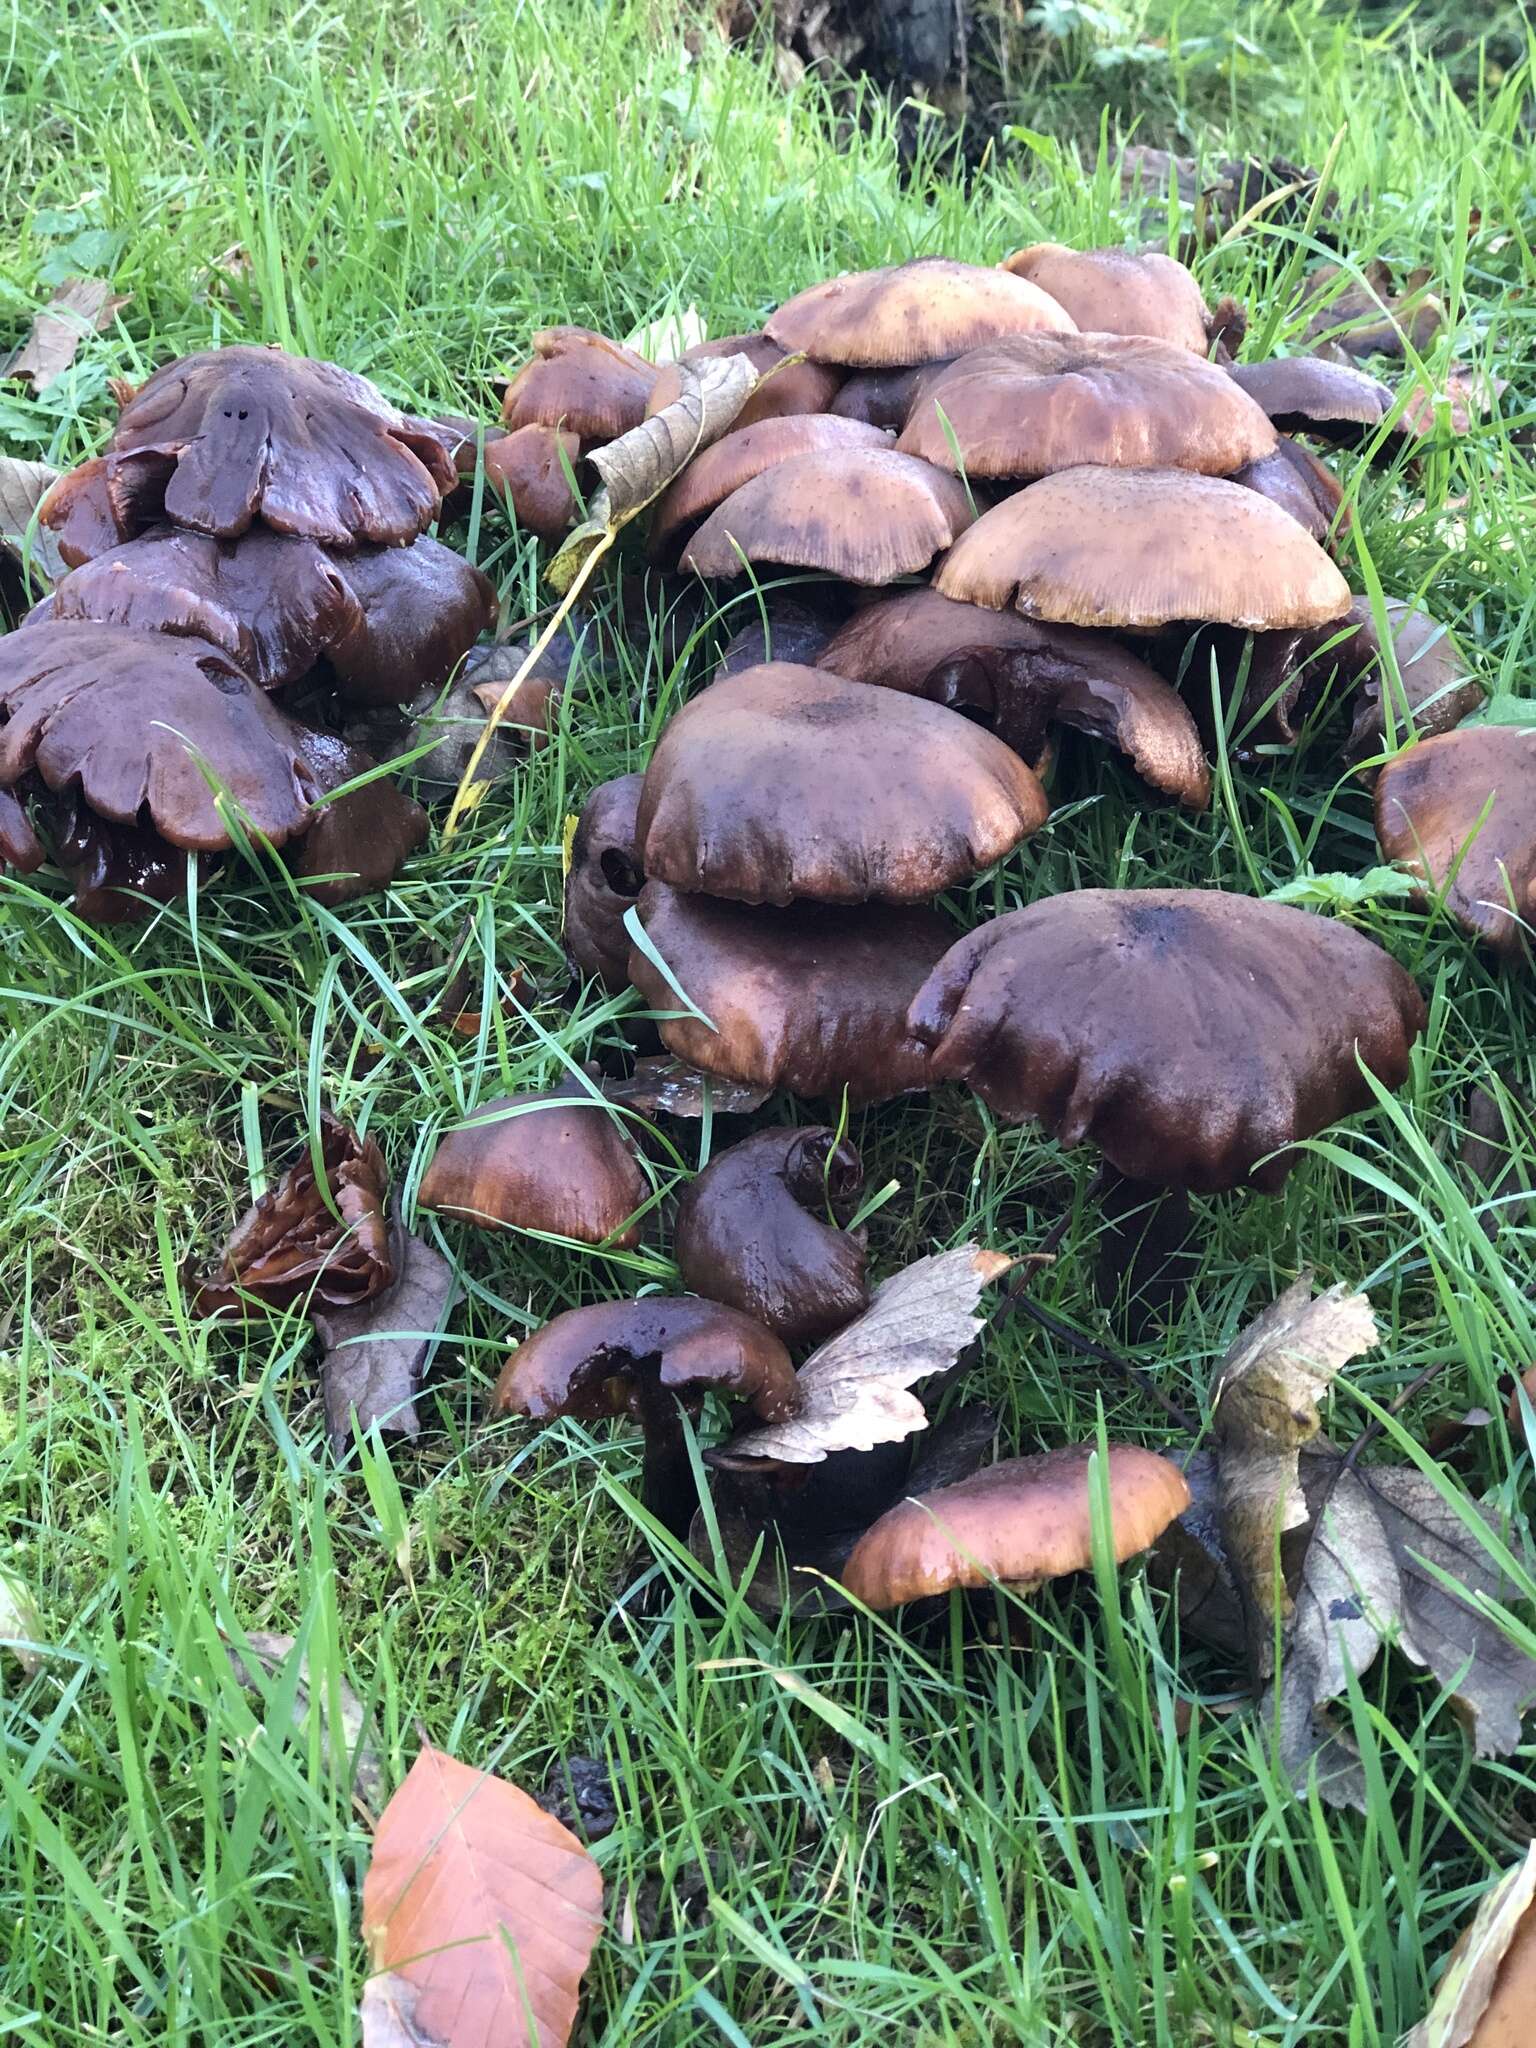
(1375, 727), (1536, 961)
(840, 1445), (1193, 1607)
(322, 535), (495, 704)
(645, 332), (844, 431)
(37, 457), (134, 568)
(1000, 244), (1216, 353)
(106, 345), (457, 547)
(564, 772), (646, 991)
(936, 467), (1352, 631)
(907, 887), (1426, 1192)
(767, 256), (1076, 368)
(419, 1080), (649, 1248)
(1228, 357), (1395, 446)
(629, 883), (950, 1102)
(636, 662), (1048, 905)
(648, 415), (890, 560)
(0, 786), (44, 874)
(681, 447), (976, 585)
(287, 726), (428, 908)
(1231, 439), (1347, 549)
(499, 327), (657, 441)
(483, 424), (582, 543)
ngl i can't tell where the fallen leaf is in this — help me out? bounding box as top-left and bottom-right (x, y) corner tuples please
(1459, 1072), (1533, 1241)
(1299, 259), (1443, 360)
(600, 1055), (770, 1119)
(1149, 1449), (1249, 1660)
(623, 303), (707, 362)
(225, 1627), (384, 1808)
(313, 1218), (457, 1452)
(0, 1566), (45, 1677)
(361, 1744), (603, 2048)
(1405, 1843), (1536, 2048)
(5, 277), (129, 393)
(1399, 362), (1509, 440)
(717, 1244), (1012, 1465)
(0, 453), (66, 590)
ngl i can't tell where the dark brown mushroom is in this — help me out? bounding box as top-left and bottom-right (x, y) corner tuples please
(287, 727), (428, 907)
(828, 365), (940, 431)
(564, 773), (645, 990)
(499, 327), (657, 441)
(908, 888), (1425, 1192)
(418, 1079), (649, 1246)
(999, 244), (1217, 353)
(645, 333), (844, 431)
(1231, 439), (1347, 550)
(712, 594), (835, 682)
(482, 424), (582, 543)
(0, 785), (44, 874)
(37, 456), (133, 568)
(673, 1128), (870, 1344)
(45, 793), (187, 924)
(647, 415), (890, 561)
(635, 662), (1047, 905)
(766, 257), (1076, 368)
(321, 537), (496, 704)
(1227, 357), (1396, 448)
(1375, 727), (1536, 962)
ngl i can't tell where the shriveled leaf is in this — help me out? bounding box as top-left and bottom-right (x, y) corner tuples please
(720, 1245), (1012, 1465)
(0, 1566), (45, 1678)
(225, 1627), (384, 1809)
(601, 1055), (770, 1120)
(5, 277), (130, 394)
(361, 1743), (602, 2048)
(0, 454), (66, 588)
(1405, 1843), (1536, 2048)
(1149, 1450), (1248, 1660)
(1400, 362), (1508, 441)
(314, 1220), (457, 1453)
(623, 303), (707, 361)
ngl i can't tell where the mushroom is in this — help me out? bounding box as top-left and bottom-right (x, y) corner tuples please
(489, 1295), (800, 1535)
(564, 772), (646, 990)
(647, 415), (890, 561)
(0, 785), (44, 875)
(828, 365), (940, 431)
(999, 244), (1218, 354)
(645, 332), (844, 430)
(766, 257), (1076, 368)
(935, 467), (1352, 630)
(907, 887), (1425, 1192)
(629, 882), (949, 1102)
(673, 1127), (871, 1344)
(635, 662), (1048, 904)
(1231, 439), (1347, 550)
(44, 793), (186, 925)
(499, 327), (657, 441)
(288, 726), (428, 907)
(1227, 358), (1396, 449)
(713, 594), (835, 682)
(321, 537), (496, 704)
(106, 346), (457, 547)
(37, 456), (133, 568)
(418, 1080), (650, 1247)
(840, 1445), (1192, 1608)
(482, 424), (582, 543)
(680, 447), (975, 584)
(1375, 727), (1536, 962)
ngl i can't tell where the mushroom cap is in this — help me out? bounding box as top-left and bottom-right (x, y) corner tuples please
(767, 257), (1077, 368)
(900, 333), (1277, 480)
(482, 424), (581, 543)
(713, 595), (834, 682)
(681, 448), (975, 585)
(841, 1444), (1193, 1607)
(322, 536), (496, 705)
(645, 333), (844, 431)
(673, 1126), (871, 1345)
(1231, 439), (1346, 549)
(630, 882), (949, 1102)
(0, 786), (44, 873)
(37, 456), (133, 568)
(288, 727), (428, 907)
(1344, 599), (1481, 762)
(419, 1080), (649, 1247)
(827, 365), (937, 431)
(564, 772), (646, 990)
(1375, 727), (1536, 960)
(648, 415), (890, 560)
(1228, 357), (1395, 445)
(106, 346), (457, 547)
(1000, 244), (1214, 353)
(0, 621), (317, 850)
(907, 887), (1426, 1192)
(489, 1294), (798, 1421)
(499, 327), (657, 441)
(43, 794), (186, 925)
(935, 467), (1352, 630)
(636, 662), (1048, 905)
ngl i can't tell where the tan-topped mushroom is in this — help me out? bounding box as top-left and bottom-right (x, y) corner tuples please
(499, 326), (657, 441)
(418, 1080), (650, 1246)
(1376, 727), (1536, 962)
(648, 415), (890, 561)
(767, 257), (1076, 368)
(483, 424), (582, 543)
(645, 332), (843, 431)
(1000, 244), (1217, 353)
(1231, 439), (1347, 550)
(1228, 358), (1396, 448)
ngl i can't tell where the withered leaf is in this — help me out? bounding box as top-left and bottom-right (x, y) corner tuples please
(361, 1744), (602, 2048)
(1149, 1449), (1248, 1660)
(1405, 1842), (1536, 2048)
(600, 1055), (770, 1120)
(314, 1217), (457, 1452)
(0, 454), (67, 590)
(225, 1627), (384, 1809)
(0, 1565), (45, 1678)
(5, 277), (130, 394)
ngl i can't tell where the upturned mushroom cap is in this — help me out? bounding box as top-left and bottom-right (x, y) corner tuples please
(767, 257), (1076, 368)
(1227, 357), (1395, 446)
(1000, 244), (1215, 353)
(636, 662), (1048, 904)
(482, 424), (581, 542)
(287, 727), (428, 907)
(828, 365), (937, 431)
(106, 346), (457, 547)
(630, 882), (949, 1102)
(936, 467), (1352, 630)
(673, 1127), (871, 1345)
(645, 333), (844, 431)
(680, 447), (975, 585)
(322, 536), (496, 704)
(499, 327), (657, 441)
(564, 772), (645, 990)
(908, 887), (1426, 1192)
(841, 1445), (1193, 1607)
(648, 415), (890, 560)
(37, 456), (132, 567)
(1376, 728), (1536, 960)
(419, 1080), (650, 1247)
(1231, 439), (1346, 549)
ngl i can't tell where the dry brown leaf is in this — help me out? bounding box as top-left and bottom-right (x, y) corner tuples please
(225, 1628), (384, 1809)
(1406, 1843), (1536, 2048)
(5, 277), (129, 394)
(361, 1744), (602, 2048)
(0, 454), (66, 591)
(313, 1219), (457, 1452)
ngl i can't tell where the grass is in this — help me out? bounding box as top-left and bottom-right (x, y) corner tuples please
(2, 0), (1536, 2041)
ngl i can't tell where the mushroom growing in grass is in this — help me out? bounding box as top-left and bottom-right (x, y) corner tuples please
(767, 256), (1076, 367)
(37, 456), (132, 567)
(1230, 439), (1348, 551)
(1227, 357), (1396, 450)
(499, 327), (658, 442)
(482, 424), (582, 543)
(999, 244), (1220, 354)
(1375, 727), (1536, 963)
(645, 332), (844, 431)
(647, 415), (890, 561)
(564, 773), (646, 991)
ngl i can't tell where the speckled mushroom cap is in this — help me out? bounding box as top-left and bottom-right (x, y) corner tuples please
(645, 332), (844, 431)
(648, 415), (891, 560)
(840, 1445), (1193, 1607)
(936, 467), (1352, 630)
(635, 662), (1047, 905)
(907, 887), (1426, 1192)
(1375, 727), (1536, 961)
(1000, 244), (1216, 353)
(1228, 357), (1395, 446)
(1231, 439), (1347, 550)
(767, 256), (1076, 368)
(499, 326), (657, 441)
(564, 772), (646, 990)
(680, 447), (976, 585)
(629, 883), (949, 1102)
(483, 424), (582, 543)
(37, 457), (133, 568)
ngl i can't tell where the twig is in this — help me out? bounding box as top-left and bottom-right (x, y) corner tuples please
(1340, 1355), (1455, 1471)
(1005, 1295), (1200, 1437)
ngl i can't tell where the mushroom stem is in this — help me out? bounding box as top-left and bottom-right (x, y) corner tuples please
(1093, 1169), (1197, 1338)
(628, 1378), (703, 1538)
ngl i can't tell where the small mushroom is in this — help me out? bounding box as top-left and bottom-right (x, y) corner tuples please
(840, 1445), (1192, 1608)
(635, 662), (1047, 904)
(564, 773), (645, 990)
(321, 537), (496, 704)
(936, 467), (1352, 630)
(1227, 358), (1396, 449)
(482, 424), (582, 543)
(1375, 727), (1536, 962)
(1231, 438), (1347, 550)
(999, 244), (1217, 353)
(645, 332), (843, 430)
(37, 456), (133, 568)
(0, 785), (44, 874)
(288, 727), (428, 907)
(766, 257), (1076, 368)
(673, 1128), (871, 1344)
(418, 1080), (650, 1246)
(489, 1295), (800, 1535)
(828, 365), (940, 431)
(648, 415), (890, 561)
(499, 327), (657, 441)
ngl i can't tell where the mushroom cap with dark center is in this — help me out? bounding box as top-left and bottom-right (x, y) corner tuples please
(648, 415), (891, 560)
(1228, 357), (1395, 446)
(322, 536), (496, 704)
(287, 726), (428, 907)
(1000, 244), (1215, 353)
(499, 327), (657, 441)
(564, 772), (646, 990)
(840, 1445), (1193, 1607)
(767, 257), (1076, 368)
(0, 621), (318, 850)
(645, 333), (844, 431)
(1375, 728), (1536, 960)
(936, 467), (1352, 630)
(419, 1080), (650, 1247)
(907, 887), (1426, 1192)
(37, 457), (133, 568)
(483, 424), (582, 543)
(636, 662), (1047, 905)
(106, 346), (457, 547)
(828, 365), (939, 431)
(673, 1127), (871, 1345)
(1231, 439), (1347, 549)
(900, 334), (1277, 479)
(630, 883), (949, 1102)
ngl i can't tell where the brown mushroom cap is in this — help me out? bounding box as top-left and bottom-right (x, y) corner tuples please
(1000, 244), (1215, 353)
(841, 1445), (1193, 1606)
(288, 727), (429, 907)
(681, 447), (975, 585)
(37, 457), (133, 568)
(828, 365), (938, 432)
(499, 327), (657, 441)
(636, 662), (1048, 905)
(419, 1080), (650, 1247)
(673, 1127), (871, 1345)
(645, 333), (844, 431)
(630, 882), (948, 1102)
(767, 257), (1076, 369)
(43, 794), (188, 924)
(106, 346), (457, 547)
(1227, 357), (1395, 446)
(908, 887), (1426, 1192)
(1231, 439), (1347, 549)
(935, 467), (1352, 630)
(1375, 727), (1536, 960)
(564, 772), (645, 990)
(482, 423), (582, 543)
(648, 415), (891, 560)
(322, 536), (496, 705)
(0, 785), (44, 873)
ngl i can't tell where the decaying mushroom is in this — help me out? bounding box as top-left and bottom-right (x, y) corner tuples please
(33, 794), (185, 924)
(673, 1127), (871, 1344)
(482, 424), (582, 543)
(418, 1081), (650, 1246)
(767, 257), (1076, 367)
(1375, 727), (1536, 962)
(999, 244), (1219, 354)
(1227, 357), (1396, 449)
(564, 773), (646, 990)
(499, 327), (658, 440)
(645, 332), (844, 431)
(648, 415), (890, 561)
